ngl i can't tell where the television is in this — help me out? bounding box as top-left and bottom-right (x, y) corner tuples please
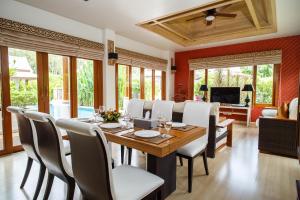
(210, 87), (240, 104)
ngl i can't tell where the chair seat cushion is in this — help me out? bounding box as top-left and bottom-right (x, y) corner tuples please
(112, 165), (164, 200)
(177, 136), (207, 157)
(63, 140), (71, 155)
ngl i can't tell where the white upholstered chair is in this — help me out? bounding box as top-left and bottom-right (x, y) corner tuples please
(24, 111), (74, 200)
(177, 101), (211, 193)
(56, 118), (164, 200)
(151, 100), (174, 121)
(125, 98), (145, 119)
(289, 97), (298, 120)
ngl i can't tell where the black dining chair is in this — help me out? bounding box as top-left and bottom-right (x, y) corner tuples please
(24, 111), (75, 200)
(56, 118), (165, 200)
(7, 106), (46, 200)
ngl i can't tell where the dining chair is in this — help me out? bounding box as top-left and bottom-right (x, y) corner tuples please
(176, 101), (211, 193)
(6, 106), (46, 200)
(24, 111), (75, 200)
(121, 98), (145, 164)
(151, 100), (174, 121)
(56, 118), (165, 200)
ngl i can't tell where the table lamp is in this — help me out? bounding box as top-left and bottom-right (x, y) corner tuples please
(199, 84), (208, 101)
(242, 84), (254, 107)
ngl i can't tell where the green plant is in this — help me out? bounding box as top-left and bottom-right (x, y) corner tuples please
(101, 110), (121, 122)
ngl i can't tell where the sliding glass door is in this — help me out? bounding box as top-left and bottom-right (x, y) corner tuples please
(9, 48), (38, 147)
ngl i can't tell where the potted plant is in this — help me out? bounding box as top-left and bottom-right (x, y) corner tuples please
(100, 110), (121, 123)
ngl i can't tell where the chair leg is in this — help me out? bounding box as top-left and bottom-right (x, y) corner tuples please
(179, 156), (183, 166)
(202, 150), (209, 175)
(157, 186), (163, 200)
(188, 158), (194, 193)
(20, 157), (33, 188)
(66, 179), (75, 200)
(121, 145), (124, 164)
(32, 164), (46, 200)
(128, 147), (132, 165)
(43, 173), (54, 200)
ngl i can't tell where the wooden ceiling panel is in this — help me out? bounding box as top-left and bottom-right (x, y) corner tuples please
(137, 0), (277, 46)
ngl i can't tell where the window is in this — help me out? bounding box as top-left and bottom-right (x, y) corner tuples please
(144, 69), (152, 100)
(77, 58), (94, 118)
(49, 54), (70, 119)
(117, 64), (130, 112)
(155, 70), (162, 100)
(9, 48), (38, 146)
(193, 69), (206, 100)
(132, 67), (140, 99)
(255, 64), (274, 104)
(207, 67), (253, 103)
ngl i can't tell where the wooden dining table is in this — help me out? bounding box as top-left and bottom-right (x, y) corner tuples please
(102, 125), (206, 198)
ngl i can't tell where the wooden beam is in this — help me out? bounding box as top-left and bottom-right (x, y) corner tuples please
(273, 64), (280, 106)
(94, 60), (103, 109)
(152, 70), (155, 100)
(140, 68), (145, 99)
(62, 56), (69, 101)
(70, 56), (77, 118)
(0, 46), (12, 152)
(162, 71), (166, 100)
(36, 52), (49, 113)
(189, 70), (194, 100)
(245, 0), (261, 29)
(154, 21), (193, 41)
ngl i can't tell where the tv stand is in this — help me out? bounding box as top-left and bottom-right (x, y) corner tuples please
(219, 104), (251, 127)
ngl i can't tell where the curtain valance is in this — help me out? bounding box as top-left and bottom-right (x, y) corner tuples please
(116, 47), (168, 71)
(0, 18), (104, 60)
(189, 50), (282, 70)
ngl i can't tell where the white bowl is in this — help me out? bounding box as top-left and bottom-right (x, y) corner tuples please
(100, 123), (121, 129)
(172, 122), (186, 128)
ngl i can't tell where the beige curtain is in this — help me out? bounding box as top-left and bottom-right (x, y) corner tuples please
(189, 50), (282, 70)
(0, 18), (104, 60)
(116, 47), (168, 71)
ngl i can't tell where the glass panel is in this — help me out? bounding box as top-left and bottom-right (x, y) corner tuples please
(132, 67), (140, 99)
(9, 48), (37, 146)
(193, 69), (206, 100)
(208, 66), (253, 103)
(144, 69), (152, 100)
(77, 58), (94, 118)
(256, 64), (274, 104)
(49, 54), (70, 119)
(155, 70), (162, 100)
(117, 64), (129, 112)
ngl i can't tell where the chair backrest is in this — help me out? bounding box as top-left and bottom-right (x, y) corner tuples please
(7, 106), (41, 162)
(289, 98), (298, 120)
(24, 111), (73, 180)
(56, 119), (115, 200)
(183, 102), (211, 136)
(151, 100), (174, 121)
(126, 98), (144, 119)
(210, 102), (220, 124)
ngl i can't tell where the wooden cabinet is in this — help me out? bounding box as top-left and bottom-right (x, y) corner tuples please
(219, 105), (251, 126)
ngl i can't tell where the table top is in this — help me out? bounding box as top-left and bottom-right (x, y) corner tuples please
(103, 127), (206, 158)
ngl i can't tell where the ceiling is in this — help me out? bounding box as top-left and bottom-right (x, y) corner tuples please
(138, 0), (277, 47)
(15, 0), (300, 51)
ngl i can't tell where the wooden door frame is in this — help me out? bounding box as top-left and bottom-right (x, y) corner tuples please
(70, 56), (78, 118)
(94, 60), (103, 109)
(140, 68), (145, 99)
(162, 71), (166, 100)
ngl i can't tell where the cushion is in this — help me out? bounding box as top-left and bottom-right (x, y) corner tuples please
(177, 136), (207, 157)
(63, 140), (71, 155)
(143, 101), (154, 110)
(289, 98), (298, 120)
(216, 127), (227, 138)
(173, 102), (185, 113)
(262, 109), (277, 117)
(112, 165), (164, 200)
(151, 100), (174, 121)
(126, 99), (144, 119)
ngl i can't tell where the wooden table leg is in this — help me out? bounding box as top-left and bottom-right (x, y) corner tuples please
(226, 123), (233, 147)
(147, 152), (176, 198)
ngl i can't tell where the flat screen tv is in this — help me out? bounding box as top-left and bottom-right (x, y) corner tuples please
(210, 87), (240, 104)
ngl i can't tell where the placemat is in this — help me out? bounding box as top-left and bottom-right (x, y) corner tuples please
(101, 126), (132, 134)
(172, 125), (197, 132)
(122, 132), (174, 145)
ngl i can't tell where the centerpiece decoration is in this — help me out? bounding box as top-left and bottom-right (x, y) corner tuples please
(100, 110), (121, 122)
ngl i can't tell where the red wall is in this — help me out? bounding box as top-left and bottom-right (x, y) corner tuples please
(175, 35), (300, 121)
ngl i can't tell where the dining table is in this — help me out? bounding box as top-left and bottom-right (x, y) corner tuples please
(98, 121), (206, 198)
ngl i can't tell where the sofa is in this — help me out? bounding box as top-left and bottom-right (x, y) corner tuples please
(258, 98), (298, 157)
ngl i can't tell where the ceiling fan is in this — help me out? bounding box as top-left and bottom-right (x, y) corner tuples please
(187, 8), (237, 26)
